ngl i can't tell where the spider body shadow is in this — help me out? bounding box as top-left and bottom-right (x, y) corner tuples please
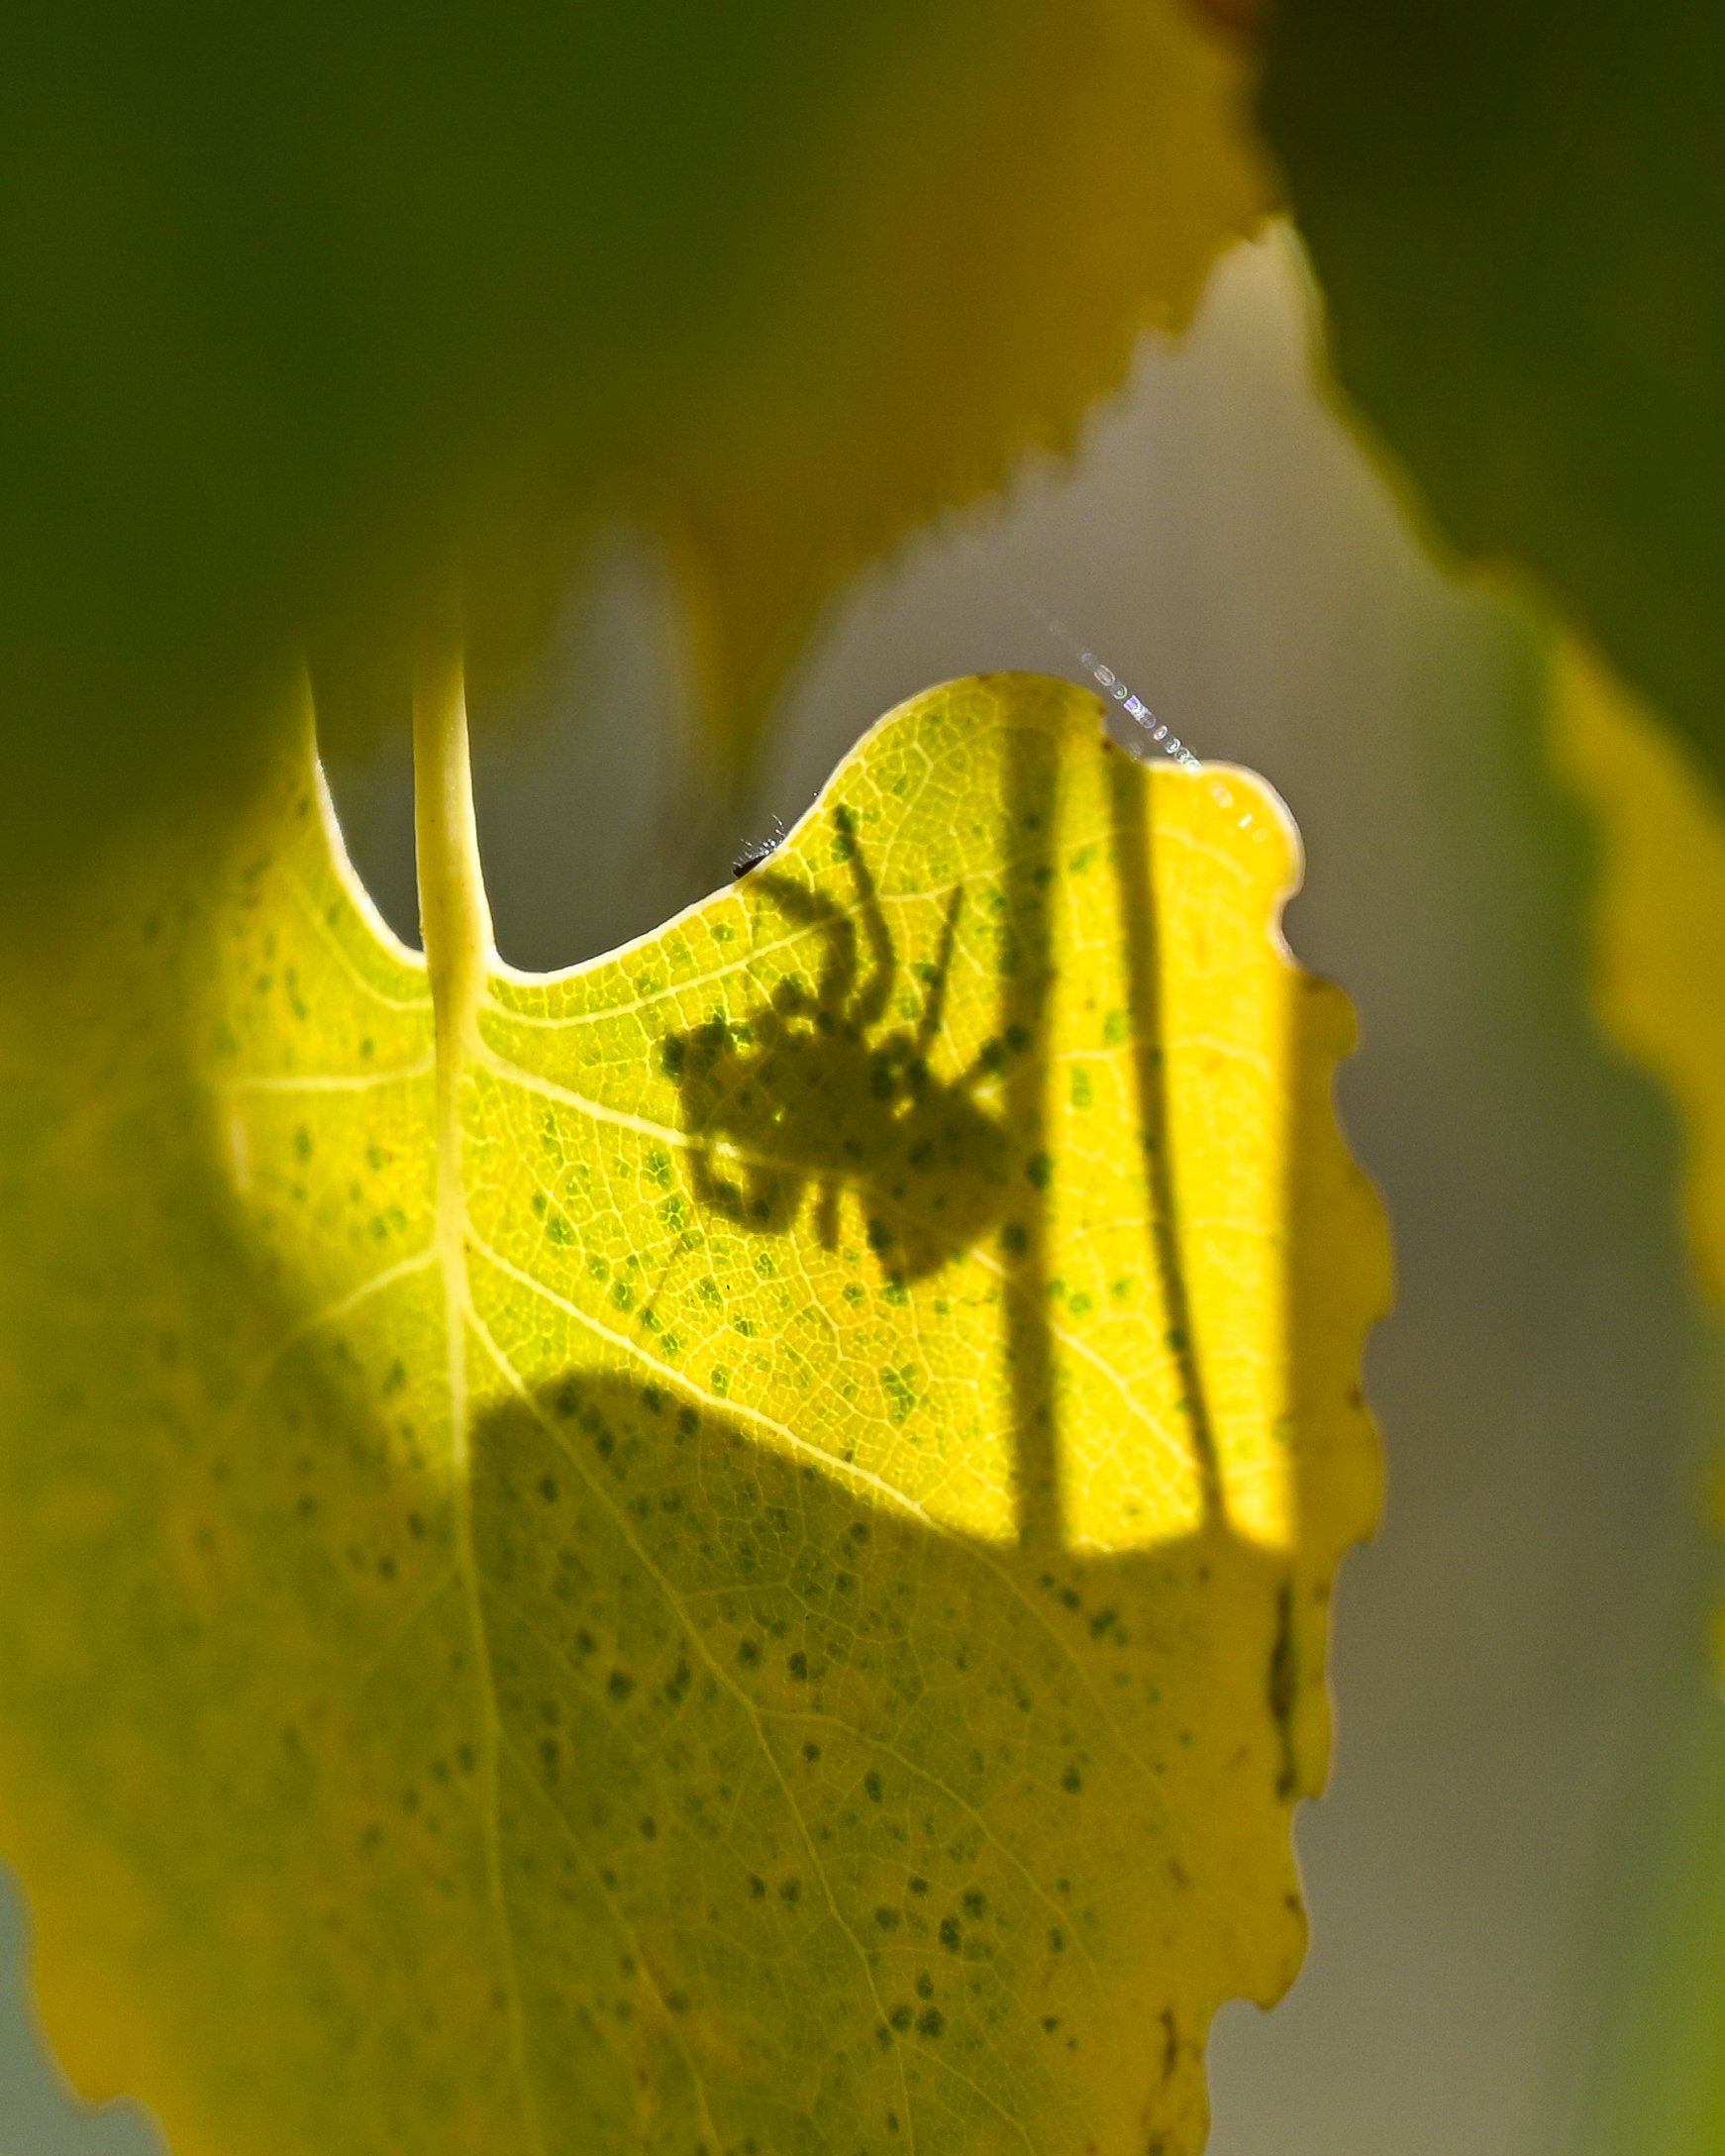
(663, 809), (1015, 1280)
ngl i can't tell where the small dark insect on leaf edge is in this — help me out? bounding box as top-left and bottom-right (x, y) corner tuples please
(732, 819), (787, 879)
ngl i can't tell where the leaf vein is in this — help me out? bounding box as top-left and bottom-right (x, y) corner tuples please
(470, 1315), (920, 2156)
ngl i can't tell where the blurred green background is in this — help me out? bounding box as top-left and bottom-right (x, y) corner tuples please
(0, 0), (918, 876)
(6, 232), (1723, 2156)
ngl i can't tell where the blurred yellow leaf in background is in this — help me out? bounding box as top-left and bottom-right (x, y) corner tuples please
(1552, 641), (1725, 1311)
(636, 0), (1271, 768)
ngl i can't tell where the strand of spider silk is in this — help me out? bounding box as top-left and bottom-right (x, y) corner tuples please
(1026, 602), (1268, 844)
(1032, 607), (1202, 771)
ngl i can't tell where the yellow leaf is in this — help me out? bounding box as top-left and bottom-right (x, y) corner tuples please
(635, 0), (1273, 762)
(0, 674), (1381, 2155)
(1550, 637), (1725, 1309)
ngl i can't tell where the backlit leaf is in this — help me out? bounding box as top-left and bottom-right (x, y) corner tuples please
(0, 674), (1382, 2154)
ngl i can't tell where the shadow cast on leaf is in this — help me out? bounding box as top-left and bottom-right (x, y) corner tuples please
(465, 728), (1331, 2155)
(0, 689), (1372, 2156)
(660, 806), (1013, 1283)
(473, 1365), (1298, 2156)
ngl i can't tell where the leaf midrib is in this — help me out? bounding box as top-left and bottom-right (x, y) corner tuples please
(412, 650), (548, 2156)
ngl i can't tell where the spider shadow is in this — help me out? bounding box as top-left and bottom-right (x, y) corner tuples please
(659, 806), (1014, 1283)
(460, 718), (1359, 2152)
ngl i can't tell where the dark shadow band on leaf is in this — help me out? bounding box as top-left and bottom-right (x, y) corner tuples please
(472, 1365), (1301, 2153)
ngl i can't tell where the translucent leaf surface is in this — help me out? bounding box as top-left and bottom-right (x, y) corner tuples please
(0, 675), (1382, 2155)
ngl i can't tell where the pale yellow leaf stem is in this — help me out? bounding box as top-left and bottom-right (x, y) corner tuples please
(414, 634), (493, 1128)
(413, 625), (492, 1473)
(411, 630), (546, 2155)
